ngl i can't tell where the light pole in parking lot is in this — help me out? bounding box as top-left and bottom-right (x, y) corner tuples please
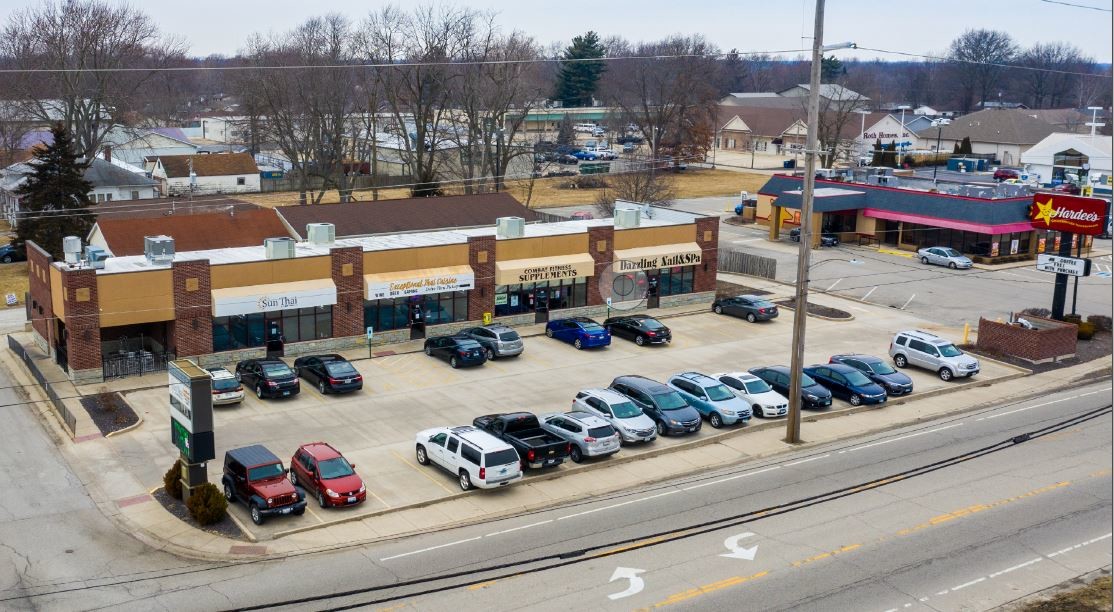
(931, 118), (950, 184)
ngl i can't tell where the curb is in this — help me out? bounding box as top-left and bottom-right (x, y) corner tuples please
(774, 301), (855, 322)
(104, 414), (144, 438)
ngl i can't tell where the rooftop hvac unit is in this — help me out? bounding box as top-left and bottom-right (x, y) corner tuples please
(144, 235), (175, 265)
(495, 216), (525, 239)
(306, 223), (336, 246)
(62, 236), (82, 265)
(265, 237), (296, 259)
(84, 246), (110, 270)
(614, 206), (641, 229)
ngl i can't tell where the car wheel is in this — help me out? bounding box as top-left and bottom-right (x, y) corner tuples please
(545, 328), (554, 338)
(656, 421), (666, 436)
(255, 385), (263, 399)
(570, 446), (583, 463)
(938, 367), (954, 382)
(574, 338), (583, 350)
(293, 506), (305, 516)
(485, 348), (495, 361)
(235, 371), (242, 382)
(223, 483), (235, 503)
(415, 445), (429, 465)
(250, 503), (263, 526)
(713, 305), (723, 314)
(921, 257), (929, 265)
(459, 470), (473, 491)
(948, 262), (957, 269)
(635, 335), (645, 346)
(2, 255), (11, 264)
(449, 356), (459, 368)
(849, 394), (862, 406)
(894, 355), (908, 368)
(746, 313), (757, 323)
(317, 491), (327, 508)
(318, 381), (327, 395)
(424, 346), (432, 356)
(753, 405), (764, 418)
(709, 413), (723, 428)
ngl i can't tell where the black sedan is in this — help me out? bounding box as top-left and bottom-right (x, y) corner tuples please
(424, 335), (487, 369)
(604, 315), (671, 346)
(235, 358), (300, 399)
(803, 363), (887, 406)
(829, 354), (914, 396)
(0, 244), (25, 264)
(789, 228), (839, 247)
(712, 294), (779, 322)
(293, 354), (363, 394)
(748, 365), (832, 409)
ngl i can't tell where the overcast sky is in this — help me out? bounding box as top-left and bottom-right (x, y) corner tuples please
(1, 0), (1111, 62)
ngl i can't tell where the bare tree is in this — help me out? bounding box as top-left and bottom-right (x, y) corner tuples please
(241, 14), (356, 204)
(593, 170), (675, 217)
(0, 0), (184, 158)
(947, 29), (1018, 111)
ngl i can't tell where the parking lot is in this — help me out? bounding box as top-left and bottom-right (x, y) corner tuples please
(116, 300), (1017, 540)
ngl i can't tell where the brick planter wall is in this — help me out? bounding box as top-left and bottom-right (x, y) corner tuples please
(976, 315), (1077, 363)
(170, 259), (213, 357)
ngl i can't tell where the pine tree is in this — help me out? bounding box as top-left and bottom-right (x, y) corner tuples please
(953, 141), (961, 154)
(556, 114), (575, 145)
(869, 138), (884, 166)
(959, 136), (973, 154)
(553, 31), (606, 108)
(820, 56), (845, 82)
(15, 123), (94, 259)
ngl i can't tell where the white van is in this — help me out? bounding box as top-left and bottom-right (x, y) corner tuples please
(574, 123), (597, 134)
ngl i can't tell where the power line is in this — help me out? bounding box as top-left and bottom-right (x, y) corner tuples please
(1038, 0), (1113, 11)
(855, 46), (1111, 78)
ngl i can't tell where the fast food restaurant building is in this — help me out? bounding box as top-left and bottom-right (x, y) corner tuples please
(28, 207), (718, 383)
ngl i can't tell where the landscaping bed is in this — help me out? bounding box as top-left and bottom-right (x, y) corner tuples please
(153, 488), (244, 540)
(774, 297), (853, 320)
(78, 392), (139, 436)
(715, 279), (772, 298)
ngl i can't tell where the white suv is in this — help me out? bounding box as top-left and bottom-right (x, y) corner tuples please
(207, 367), (244, 406)
(415, 426), (523, 490)
(888, 330), (980, 381)
(572, 388), (658, 444)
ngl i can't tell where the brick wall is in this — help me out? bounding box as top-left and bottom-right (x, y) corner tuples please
(25, 242), (54, 351)
(977, 316), (1077, 363)
(170, 259), (213, 357)
(694, 217), (720, 293)
(331, 247), (364, 338)
(468, 236), (496, 321)
(60, 267), (101, 371)
(587, 226), (614, 306)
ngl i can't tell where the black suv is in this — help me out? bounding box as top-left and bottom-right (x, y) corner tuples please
(293, 354), (363, 394)
(222, 445), (306, 525)
(235, 358), (300, 399)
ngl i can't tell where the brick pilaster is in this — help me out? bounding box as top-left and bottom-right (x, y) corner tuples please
(694, 216), (720, 293)
(60, 267), (101, 371)
(587, 226), (614, 306)
(170, 259), (213, 357)
(468, 235), (495, 321)
(331, 247), (364, 338)
(25, 241), (54, 349)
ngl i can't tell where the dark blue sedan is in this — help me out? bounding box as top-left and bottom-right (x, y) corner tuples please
(804, 363), (887, 406)
(545, 317), (611, 350)
(829, 354), (914, 396)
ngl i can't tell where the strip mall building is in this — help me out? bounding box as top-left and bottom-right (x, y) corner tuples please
(28, 207), (718, 383)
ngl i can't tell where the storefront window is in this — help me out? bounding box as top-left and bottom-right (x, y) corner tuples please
(657, 266), (694, 296)
(364, 291), (469, 332)
(494, 278), (588, 317)
(213, 306), (333, 352)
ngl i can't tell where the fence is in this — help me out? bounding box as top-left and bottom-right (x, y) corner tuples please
(717, 249), (777, 280)
(102, 350), (174, 380)
(7, 335), (77, 436)
(260, 172), (412, 195)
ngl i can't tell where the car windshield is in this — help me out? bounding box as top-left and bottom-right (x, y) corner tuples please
(744, 380), (772, 394)
(938, 343), (963, 357)
(654, 392), (689, 410)
(498, 331), (520, 341)
(485, 449), (519, 467)
(706, 384), (736, 401)
(868, 361), (897, 375)
(212, 378), (239, 391)
(942, 248), (962, 257)
(324, 362), (358, 377)
(844, 370), (873, 386)
(262, 363), (292, 377)
(317, 457), (355, 480)
(801, 373), (817, 386)
(610, 400), (643, 418)
(579, 321), (604, 331)
(248, 463), (284, 481)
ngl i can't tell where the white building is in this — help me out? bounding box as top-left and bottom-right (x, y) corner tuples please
(1021, 132), (1113, 187)
(146, 152), (260, 196)
(0, 157), (159, 226)
(99, 125), (200, 167)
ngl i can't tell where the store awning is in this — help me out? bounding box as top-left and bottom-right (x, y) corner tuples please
(211, 279), (337, 317)
(495, 253), (595, 285)
(613, 243), (702, 272)
(364, 265), (475, 300)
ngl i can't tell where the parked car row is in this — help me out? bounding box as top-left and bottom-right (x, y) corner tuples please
(215, 354), (365, 403)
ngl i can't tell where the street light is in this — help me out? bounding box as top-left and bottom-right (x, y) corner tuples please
(931, 118), (950, 183)
(1086, 106), (1105, 144)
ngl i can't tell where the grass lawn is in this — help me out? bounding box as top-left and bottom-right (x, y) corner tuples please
(0, 262), (28, 305)
(239, 168), (770, 210)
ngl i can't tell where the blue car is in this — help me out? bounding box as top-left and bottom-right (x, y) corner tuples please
(545, 317), (611, 350)
(572, 150), (598, 161)
(803, 363), (887, 406)
(829, 354), (913, 396)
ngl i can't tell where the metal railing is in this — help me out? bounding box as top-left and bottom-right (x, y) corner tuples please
(7, 335), (77, 436)
(102, 350), (174, 380)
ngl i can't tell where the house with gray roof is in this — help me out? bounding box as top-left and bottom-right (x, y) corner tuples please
(915, 108), (1057, 167)
(0, 157), (159, 227)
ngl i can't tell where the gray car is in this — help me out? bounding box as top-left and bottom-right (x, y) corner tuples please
(712, 294), (779, 322)
(458, 325), (524, 360)
(572, 388), (658, 444)
(917, 246), (973, 269)
(539, 412), (621, 463)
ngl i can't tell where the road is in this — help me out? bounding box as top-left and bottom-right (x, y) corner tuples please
(3, 378), (1109, 610)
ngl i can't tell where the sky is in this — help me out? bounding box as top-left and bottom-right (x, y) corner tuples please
(0, 0), (1111, 62)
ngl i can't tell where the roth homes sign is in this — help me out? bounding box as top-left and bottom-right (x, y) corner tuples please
(614, 243), (703, 272)
(1030, 194), (1107, 236)
(365, 266), (475, 299)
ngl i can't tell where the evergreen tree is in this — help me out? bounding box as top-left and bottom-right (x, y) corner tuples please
(953, 141), (961, 154)
(553, 31), (606, 108)
(869, 138), (884, 166)
(556, 114), (575, 145)
(15, 123), (94, 259)
(820, 56), (845, 82)
(959, 136), (973, 154)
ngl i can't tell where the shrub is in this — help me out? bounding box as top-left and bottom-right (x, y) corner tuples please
(1087, 314), (1112, 331)
(1020, 307), (1051, 318)
(1077, 321), (1096, 340)
(163, 459), (182, 500)
(186, 482), (228, 526)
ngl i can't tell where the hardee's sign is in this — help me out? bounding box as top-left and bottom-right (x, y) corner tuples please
(1030, 194), (1107, 236)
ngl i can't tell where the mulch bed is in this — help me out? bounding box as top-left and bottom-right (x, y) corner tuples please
(966, 330), (1113, 375)
(152, 488), (244, 540)
(775, 297), (853, 320)
(715, 280), (772, 298)
(78, 392), (139, 436)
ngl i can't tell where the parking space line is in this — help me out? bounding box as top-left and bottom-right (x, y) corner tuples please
(389, 449), (456, 495)
(303, 503), (326, 524)
(366, 488), (392, 509)
(861, 286), (877, 301)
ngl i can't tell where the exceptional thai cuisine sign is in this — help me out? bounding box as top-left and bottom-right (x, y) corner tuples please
(1030, 194), (1107, 236)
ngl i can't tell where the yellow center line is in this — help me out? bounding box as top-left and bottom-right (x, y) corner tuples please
(640, 571), (769, 609)
(389, 449), (456, 495)
(467, 580), (498, 591)
(791, 543), (862, 567)
(896, 481), (1070, 536)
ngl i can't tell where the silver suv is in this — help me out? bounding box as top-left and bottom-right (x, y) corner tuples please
(888, 330), (979, 381)
(572, 388), (658, 444)
(458, 325), (524, 360)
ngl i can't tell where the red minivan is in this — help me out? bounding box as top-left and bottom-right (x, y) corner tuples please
(289, 442), (367, 508)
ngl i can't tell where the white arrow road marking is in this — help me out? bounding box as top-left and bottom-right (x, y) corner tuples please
(720, 532), (759, 560)
(607, 567), (646, 600)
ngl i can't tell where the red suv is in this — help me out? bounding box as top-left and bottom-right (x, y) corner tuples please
(222, 445), (306, 525)
(993, 168), (1020, 182)
(290, 442), (367, 508)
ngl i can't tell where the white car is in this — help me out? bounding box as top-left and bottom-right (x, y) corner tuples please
(713, 371), (789, 418)
(414, 426), (523, 490)
(572, 388), (657, 444)
(206, 367), (244, 406)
